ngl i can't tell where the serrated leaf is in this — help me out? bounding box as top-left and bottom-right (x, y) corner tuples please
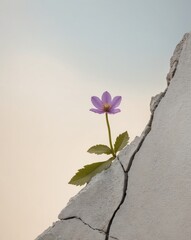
(87, 144), (112, 155)
(114, 131), (129, 153)
(68, 157), (115, 186)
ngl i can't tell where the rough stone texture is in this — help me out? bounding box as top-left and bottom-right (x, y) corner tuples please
(150, 92), (165, 113)
(118, 136), (143, 170)
(166, 33), (189, 85)
(36, 218), (105, 240)
(59, 159), (124, 232)
(36, 32), (191, 240)
(110, 32), (191, 239)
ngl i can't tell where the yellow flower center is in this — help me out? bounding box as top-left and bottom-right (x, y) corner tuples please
(103, 103), (111, 111)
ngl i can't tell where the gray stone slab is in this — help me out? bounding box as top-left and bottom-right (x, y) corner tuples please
(109, 32), (191, 240)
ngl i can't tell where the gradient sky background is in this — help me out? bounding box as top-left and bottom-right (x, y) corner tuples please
(1, 1), (191, 239)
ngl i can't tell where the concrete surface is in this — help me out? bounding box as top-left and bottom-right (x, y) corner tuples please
(110, 32), (191, 240)
(36, 218), (105, 240)
(58, 159), (125, 232)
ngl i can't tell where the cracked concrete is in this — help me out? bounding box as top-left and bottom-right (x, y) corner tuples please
(109, 32), (191, 239)
(59, 159), (125, 232)
(106, 88), (166, 240)
(36, 32), (191, 240)
(61, 216), (105, 234)
(36, 218), (105, 240)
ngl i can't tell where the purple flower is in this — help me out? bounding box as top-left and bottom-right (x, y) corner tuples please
(90, 91), (122, 114)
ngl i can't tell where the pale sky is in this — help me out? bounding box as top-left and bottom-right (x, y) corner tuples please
(0, 1), (191, 239)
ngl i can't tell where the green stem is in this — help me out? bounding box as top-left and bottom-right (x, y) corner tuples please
(105, 113), (116, 157)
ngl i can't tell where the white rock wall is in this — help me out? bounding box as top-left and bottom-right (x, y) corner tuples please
(36, 32), (191, 240)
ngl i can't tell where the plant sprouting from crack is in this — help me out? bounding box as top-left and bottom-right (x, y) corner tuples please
(69, 91), (129, 186)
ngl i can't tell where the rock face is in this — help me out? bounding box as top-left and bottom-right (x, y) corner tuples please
(36, 32), (191, 240)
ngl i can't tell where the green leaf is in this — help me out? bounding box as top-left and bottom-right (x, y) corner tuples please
(87, 144), (112, 155)
(68, 157), (115, 186)
(114, 131), (129, 153)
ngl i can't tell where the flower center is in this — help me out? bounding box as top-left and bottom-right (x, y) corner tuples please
(103, 103), (111, 112)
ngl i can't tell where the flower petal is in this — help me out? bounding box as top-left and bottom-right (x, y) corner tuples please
(90, 108), (105, 114)
(91, 96), (103, 109)
(111, 96), (122, 108)
(108, 108), (121, 114)
(102, 91), (112, 104)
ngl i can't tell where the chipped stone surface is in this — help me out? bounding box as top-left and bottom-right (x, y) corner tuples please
(166, 33), (189, 84)
(119, 89), (165, 172)
(59, 159), (124, 232)
(36, 32), (191, 240)
(35, 218), (105, 240)
(110, 32), (191, 240)
(150, 92), (165, 113)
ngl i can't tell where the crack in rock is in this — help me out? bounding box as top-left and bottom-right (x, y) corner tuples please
(62, 216), (106, 235)
(60, 160), (126, 240)
(36, 217), (106, 240)
(116, 156), (126, 172)
(58, 158), (125, 233)
(109, 236), (119, 240)
(105, 33), (190, 240)
(105, 89), (167, 240)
